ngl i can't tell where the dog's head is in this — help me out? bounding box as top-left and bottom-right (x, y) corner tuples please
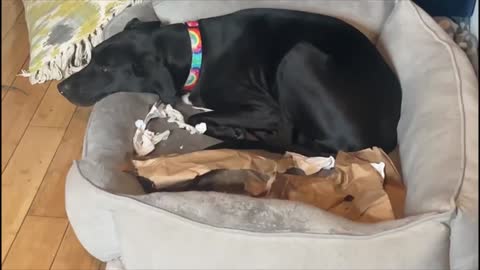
(58, 19), (178, 106)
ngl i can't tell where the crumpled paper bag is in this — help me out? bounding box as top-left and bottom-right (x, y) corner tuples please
(133, 102), (207, 156)
(133, 149), (334, 189)
(132, 147), (405, 223)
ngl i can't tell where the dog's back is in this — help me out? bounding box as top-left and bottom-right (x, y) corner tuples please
(196, 9), (401, 154)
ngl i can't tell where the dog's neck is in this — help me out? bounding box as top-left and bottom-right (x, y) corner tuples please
(155, 23), (193, 92)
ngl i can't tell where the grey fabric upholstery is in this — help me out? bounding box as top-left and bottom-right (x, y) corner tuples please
(102, 1), (157, 40)
(67, 1), (478, 269)
(152, 0), (396, 42)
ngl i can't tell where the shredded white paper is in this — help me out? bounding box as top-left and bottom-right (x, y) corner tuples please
(133, 101), (207, 156)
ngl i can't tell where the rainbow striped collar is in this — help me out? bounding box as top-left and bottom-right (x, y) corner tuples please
(183, 21), (203, 91)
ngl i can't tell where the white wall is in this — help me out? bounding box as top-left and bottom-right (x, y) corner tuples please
(472, 0), (478, 39)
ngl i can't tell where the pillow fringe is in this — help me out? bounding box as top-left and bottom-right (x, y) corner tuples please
(23, 0), (144, 84)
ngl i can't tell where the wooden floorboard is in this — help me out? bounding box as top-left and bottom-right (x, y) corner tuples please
(1, 126), (65, 262)
(30, 81), (77, 128)
(2, 88), (8, 99)
(30, 107), (92, 218)
(1, 10), (29, 89)
(2, 216), (68, 270)
(1, 0), (26, 100)
(50, 225), (102, 270)
(1, 60), (50, 172)
(1, 6), (104, 268)
(1, 0), (24, 40)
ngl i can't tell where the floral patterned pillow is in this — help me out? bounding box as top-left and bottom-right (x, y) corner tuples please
(21, 0), (143, 84)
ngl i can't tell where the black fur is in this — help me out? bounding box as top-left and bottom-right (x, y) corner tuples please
(58, 8), (402, 156)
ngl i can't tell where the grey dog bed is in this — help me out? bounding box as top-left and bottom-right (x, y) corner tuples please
(66, 1), (478, 269)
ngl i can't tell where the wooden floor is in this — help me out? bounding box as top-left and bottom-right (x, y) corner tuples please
(2, 1), (105, 269)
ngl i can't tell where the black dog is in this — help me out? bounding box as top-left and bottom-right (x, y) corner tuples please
(58, 8), (402, 156)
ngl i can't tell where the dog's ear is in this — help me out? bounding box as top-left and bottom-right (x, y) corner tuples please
(124, 18), (142, 30)
(140, 56), (177, 105)
(151, 63), (177, 105)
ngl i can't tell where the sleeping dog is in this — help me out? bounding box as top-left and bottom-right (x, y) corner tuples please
(58, 8), (402, 156)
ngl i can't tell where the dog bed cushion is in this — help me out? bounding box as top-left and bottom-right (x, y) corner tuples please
(21, 0), (143, 84)
(66, 1), (478, 269)
(152, 0), (394, 42)
(435, 16), (479, 74)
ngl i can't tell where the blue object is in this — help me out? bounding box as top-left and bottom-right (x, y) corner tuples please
(414, 0), (477, 17)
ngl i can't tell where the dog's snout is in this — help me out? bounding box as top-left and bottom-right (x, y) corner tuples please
(58, 82), (69, 95)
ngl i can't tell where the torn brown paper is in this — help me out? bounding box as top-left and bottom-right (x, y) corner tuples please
(132, 149), (331, 189)
(133, 147), (405, 223)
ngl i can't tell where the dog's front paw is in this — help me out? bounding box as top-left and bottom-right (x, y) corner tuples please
(232, 127), (246, 140)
